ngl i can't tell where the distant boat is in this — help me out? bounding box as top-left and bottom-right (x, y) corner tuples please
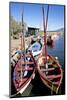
(37, 5), (63, 94)
(47, 36), (53, 47)
(51, 34), (59, 40)
(28, 41), (43, 57)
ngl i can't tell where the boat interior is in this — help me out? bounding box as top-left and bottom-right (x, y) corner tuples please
(39, 56), (62, 85)
(13, 55), (35, 91)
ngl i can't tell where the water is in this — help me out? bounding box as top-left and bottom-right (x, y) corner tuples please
(16, 36), (65, 97)
(47, 36), (64, 69)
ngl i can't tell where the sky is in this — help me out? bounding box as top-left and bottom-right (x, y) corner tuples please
(10, 2), (65, 31)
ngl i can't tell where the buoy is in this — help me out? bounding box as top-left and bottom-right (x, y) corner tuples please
(55, 56), (58, 60)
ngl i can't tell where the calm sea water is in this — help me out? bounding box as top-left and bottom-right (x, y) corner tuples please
(47, 36), (64, 69)
(16, 36), (65, 97)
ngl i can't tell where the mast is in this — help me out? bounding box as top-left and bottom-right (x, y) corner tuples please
(45, 5), (49, 31)
(20, 3), (25, 81)
(42, 5), (49, 63)
(21, 4), (25, 53)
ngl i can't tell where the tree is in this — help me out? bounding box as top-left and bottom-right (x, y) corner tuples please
(10, 16), (28, 39)
(10, 16), (22, 36)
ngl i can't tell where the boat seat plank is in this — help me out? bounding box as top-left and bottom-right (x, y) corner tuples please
(47, 62), (52, 65)
(14, 78), (28, 82)
(41, 68), (55, 72)
(16, 67), (33, 71)
(47, 75), (61, 79)
(21, 62), (34, 64)
(53, 81), (60, 85)
(40, 62), (52, 67)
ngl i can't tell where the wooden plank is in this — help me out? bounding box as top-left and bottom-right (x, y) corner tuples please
(41, 68), (55, 72)
(21, 62), (34, 64)
(47, 75), (61, 79)
(16, 67), (33, 71)
(53, 81), (60, 85)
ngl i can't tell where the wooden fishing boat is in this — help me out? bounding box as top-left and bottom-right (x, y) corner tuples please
(28, 41), (43, 57)
(37, 54), (63, 94)
(37, 5), (63, 94)
(13, 51), (35, 94)
(11, 4), (36, 96)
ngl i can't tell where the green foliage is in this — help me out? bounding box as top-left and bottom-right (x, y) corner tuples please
(10, 16), (22, 36)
